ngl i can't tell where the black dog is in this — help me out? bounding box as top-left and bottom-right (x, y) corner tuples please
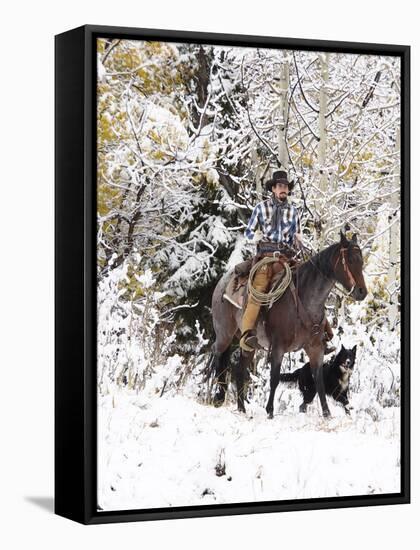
(278, 345), (357, 415)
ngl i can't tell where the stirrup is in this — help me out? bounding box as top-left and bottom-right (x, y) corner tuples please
(240, 330), (261, 352)
(324, 345), (336, 355)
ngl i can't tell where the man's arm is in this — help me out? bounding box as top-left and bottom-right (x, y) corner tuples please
(244, 203), (261, 241)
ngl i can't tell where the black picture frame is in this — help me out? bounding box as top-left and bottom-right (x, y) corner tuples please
(55, 24), (410, 525)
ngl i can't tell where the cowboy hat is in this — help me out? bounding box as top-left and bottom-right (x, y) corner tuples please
(265, 170), (295, 193)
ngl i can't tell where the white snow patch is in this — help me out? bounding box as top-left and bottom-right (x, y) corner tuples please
(134, 269), (155, 289)
(98, 390), (400, 511)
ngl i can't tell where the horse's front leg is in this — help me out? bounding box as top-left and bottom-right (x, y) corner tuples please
(305, 344), (330, 418)
(265, 347), (284, 419)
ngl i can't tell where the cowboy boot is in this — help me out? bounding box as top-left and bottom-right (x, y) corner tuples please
(239, 329), (261, 352)
(324, 318), (334, 340)
(239, 296), (262, 351)
(324, 342), (336, 355)
(323, 319), (336, 355)
(239, 264), (270, 351)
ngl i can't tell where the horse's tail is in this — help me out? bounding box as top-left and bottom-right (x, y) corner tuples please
(200, 346), (216, 382)
(278, 369), (301, 384)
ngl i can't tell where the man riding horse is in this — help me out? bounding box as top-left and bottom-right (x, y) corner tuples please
(240, 169), (333, 353)
(211, 170), (367, 416)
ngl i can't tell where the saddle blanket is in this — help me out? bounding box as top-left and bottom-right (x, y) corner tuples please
(223, 274), (247, 309)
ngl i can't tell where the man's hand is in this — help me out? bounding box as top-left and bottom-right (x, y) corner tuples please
(254, 229), (263, 243)
(294, 232), (303, 246)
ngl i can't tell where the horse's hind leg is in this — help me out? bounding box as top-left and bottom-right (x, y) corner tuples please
(213, 347), (231, 407)
(234, 349), (253, 413)
(265, 347), (284, 419)
(211, 272), (239, 407)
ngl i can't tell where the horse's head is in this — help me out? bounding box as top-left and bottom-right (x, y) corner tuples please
(332, 232), (368, 301)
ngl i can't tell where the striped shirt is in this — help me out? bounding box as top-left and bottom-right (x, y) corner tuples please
(244, 198), (301, 246)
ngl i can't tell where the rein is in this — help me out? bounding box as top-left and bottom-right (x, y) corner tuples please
(333, 247), (357, 296)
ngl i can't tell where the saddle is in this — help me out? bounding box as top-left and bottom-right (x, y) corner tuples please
(223, 253), (297, 310)
(222, 259), (252, 309)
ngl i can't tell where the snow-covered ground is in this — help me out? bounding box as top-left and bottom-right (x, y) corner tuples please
(98, 386), (400, 511)
(97, 263), (401, 511)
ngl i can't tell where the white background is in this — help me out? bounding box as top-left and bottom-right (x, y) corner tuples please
(1, 0), (417, 548)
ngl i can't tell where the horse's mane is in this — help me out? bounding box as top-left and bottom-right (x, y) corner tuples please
(295, 241), (340, 282)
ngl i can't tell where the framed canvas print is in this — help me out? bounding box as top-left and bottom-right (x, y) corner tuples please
(55, 25), (410, 524)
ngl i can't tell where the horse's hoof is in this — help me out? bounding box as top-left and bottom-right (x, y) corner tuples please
(265, 404), (273, 418)
(237, 404), (246, 414)
(213, 392), (225, 408)
(299, 404), (307, 413)
(267, 411), (273, 420)
(322, 409), (331, 418)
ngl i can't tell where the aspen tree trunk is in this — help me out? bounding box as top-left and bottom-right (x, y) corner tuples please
(388, 125), (400, 329)
(276, 59), (290, 171)
(251, 138), (263, 200)
(316, 53), (330, 245)
(247, 85), (263, 200)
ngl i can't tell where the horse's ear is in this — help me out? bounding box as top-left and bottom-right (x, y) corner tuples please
(340, 230), (348, 246)
(351, 233), (358, 244)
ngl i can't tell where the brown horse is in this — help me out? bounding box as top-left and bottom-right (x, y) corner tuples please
(210, 232), (368, 418)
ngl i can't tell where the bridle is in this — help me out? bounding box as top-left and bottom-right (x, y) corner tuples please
(333, 246), (358, 296)
(289, 242), (361, 340)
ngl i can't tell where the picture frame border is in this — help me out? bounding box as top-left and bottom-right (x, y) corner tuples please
(55, 24), (410, 525)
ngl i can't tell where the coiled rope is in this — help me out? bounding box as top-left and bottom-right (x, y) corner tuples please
(247, 256), (292, 307)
